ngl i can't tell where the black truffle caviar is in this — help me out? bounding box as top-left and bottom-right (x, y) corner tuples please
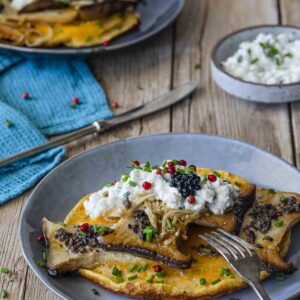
(170, 172), (201, 198)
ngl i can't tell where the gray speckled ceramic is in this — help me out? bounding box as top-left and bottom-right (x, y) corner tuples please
(211, 25), (300, 103)
(0, 0), (184, 58)
(20, 133), (300, 300)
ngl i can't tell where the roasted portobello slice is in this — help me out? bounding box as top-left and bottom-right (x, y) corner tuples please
(240, 188), (300, 272)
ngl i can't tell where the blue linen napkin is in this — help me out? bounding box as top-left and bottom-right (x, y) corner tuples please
(0, 101), (65, 205)
(0, 53), (113, 204)
(0, 54), (113, 135)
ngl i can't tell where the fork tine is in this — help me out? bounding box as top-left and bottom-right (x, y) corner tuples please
(216, 228), (254, 256)
(204, 233), (240, 260)
(199, 234), (235, 261)
(211, 232), (247, 258)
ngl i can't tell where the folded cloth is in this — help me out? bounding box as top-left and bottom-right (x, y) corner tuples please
(0, 54), (113, 135)
(0, 101), (65, 205)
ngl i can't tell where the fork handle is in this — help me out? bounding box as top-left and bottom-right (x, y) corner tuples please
(249, 281), (271, 300)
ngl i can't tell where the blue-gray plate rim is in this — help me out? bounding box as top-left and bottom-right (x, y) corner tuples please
(19, 133), (300, 300)
(0, 0), (184, 57)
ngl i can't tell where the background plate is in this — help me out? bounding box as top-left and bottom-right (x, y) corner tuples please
(0, 0), (184, 57)
(20, 133), (300, 300)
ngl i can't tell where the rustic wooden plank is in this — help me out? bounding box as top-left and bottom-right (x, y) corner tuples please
(22, 26), (173, 300)
(172, 0), (294, 164)
(280, 0), (300, 168)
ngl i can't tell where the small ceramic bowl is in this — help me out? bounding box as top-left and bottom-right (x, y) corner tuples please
(211, 25), (300, 103)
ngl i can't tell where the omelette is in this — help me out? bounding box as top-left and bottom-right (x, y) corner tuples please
(41, 160), (300, 299)
(0, 0), (140, 47)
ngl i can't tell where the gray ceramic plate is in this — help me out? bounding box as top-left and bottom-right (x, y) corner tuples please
(211, 25), (300, 103)
(20, 133), (300, 300)
(0, 0), (184, 58)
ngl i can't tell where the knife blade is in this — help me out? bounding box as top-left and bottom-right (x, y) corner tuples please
(0, 80), (197, 168)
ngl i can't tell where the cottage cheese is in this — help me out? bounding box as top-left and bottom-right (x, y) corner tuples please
(84, 163), (239, 219)
(222, 33), (300, 84)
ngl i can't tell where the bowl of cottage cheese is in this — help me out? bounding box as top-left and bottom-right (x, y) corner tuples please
(211, 25), (300, 103)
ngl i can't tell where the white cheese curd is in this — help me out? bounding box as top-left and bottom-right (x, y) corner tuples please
(11, 0), (35, 10)
(84, 162), (240, 219)
(222, 33), (300, 84)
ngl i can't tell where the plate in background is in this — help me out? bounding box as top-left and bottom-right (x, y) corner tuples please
(0, 0), (184, 58)
(20, 133), (300, 300)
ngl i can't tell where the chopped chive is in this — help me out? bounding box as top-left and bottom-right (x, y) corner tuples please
(202, 248), (212, 255)
(156, 279), (165, 283)
(1, 289), (7, 299)
(97, 226), (108, 235)
(143, 167), (152, 173)
(202, 174), (208, 184)
(137, 84), (144, 91)
(78, 232), (86, 237)
(69, 104), (77, 109)
(146, 274), (155, 283)
(128, 274), (138, 281)
(284, 52), (293, 58)
(91, 288), (99, 295)
(199, 277), (206, 285)
(220, 267), (231, 277)
(152, 165), (159, 169)
(144, 161), (150, 168)
(176, 168), (185, 174)
(268, 189), (276, 194)
(37, 260), (46, 268)
(3, 119), (13, 127)
(285, 265), (297, 275)
(116, 276), (124, 283)
(276, 57), (282, 66)
(280, 195), (287, 204)
(0, 268), (9, 274)
(122, 174), (130, 182)
(274, 219), (284, 227)
(250, 58), (259, 64)
(213, 171), (221, 178)
(211, 278), (221, 285)
(103, 183), (113, 187)
(129, 181), (137, 187)
(112, 267), (122, 276)
(275, 274), (285, 281)
(143, 226), (156, 242)
(194, 63), (202, 70)
(234, 181), (242, 187)
(137, 265), (143, 272)
(185, 167), (194, 173)
(129, 264), (138, 272)
(165, 219), (173, 229)
(57, 221), (66, 227)
(42, 250), (47, 261)
(93, 224), (98, 233)
(263, 235), (273, 242)
(139, 264), (148, 272)
(156, 271), (166, 278)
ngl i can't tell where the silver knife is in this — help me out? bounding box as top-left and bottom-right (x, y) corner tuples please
(0, 81), (197, 168)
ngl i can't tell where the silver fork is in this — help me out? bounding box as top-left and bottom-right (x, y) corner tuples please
(199, 228), (271, 300)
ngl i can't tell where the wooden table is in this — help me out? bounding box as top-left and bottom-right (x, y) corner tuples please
(1, 1), (300, 299)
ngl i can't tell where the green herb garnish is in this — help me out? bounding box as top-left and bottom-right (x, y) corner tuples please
(1, 289), (7, 299)
(116, 276), (124, 283)
(0, 268), (9, 274)
(129, 264), (138, 272)
(97, 226), (108, 235)
(177, 168), (185, 174)
(57, 221), (66, 227)
(37, 260), (46, 268)
(185, 167), (195, 173)
(285, 265), (297, 275)
(129, 181), (137, 187)
(3, 119), (13, 127)
(274, 219), (284, 227)
(146, 274), (155, 283)
(166, 219), (173, 229)
(202, 248), (212, 255)
(143, 226), (157, 242)
(91, 288), (99, 295)
(156, 271), (166, 278)
(220, 267), (231, 277)
(211, 278), (221, 285)
(122, 174), (130, 182)
(139, 264), (148, 272)
(268, 189), (276, 194)
(194, 63), (202, 70)
(144, 161), (150, 168)
(263, 235), (273, 242)
(156, 279), (165, 283)
(143, 167), (152, 173)
(284, 52), (293, 58)
(112, 267), (122, 277)
(213, 171), (221, 177)
(250, 58), (259, 64)
(275, 274), (285, 281)
(69, 104), (77, 109)
(199, 278), (206, 285)
(280, 195), (288, 204)
(234, 181), (242, 187)
(128, 274), (138, 281)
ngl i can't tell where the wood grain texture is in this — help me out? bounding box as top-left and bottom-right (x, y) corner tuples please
(0, 1), (299, 299)
(172, 0), (294, 163)
(280, 0), (300, 168)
